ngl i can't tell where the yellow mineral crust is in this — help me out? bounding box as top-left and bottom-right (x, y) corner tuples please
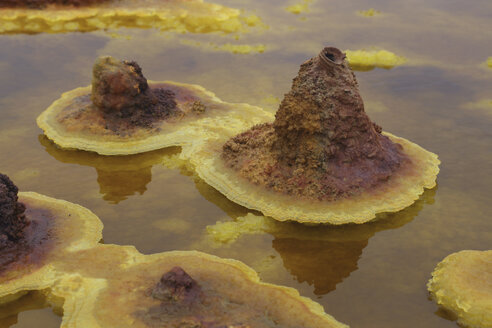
(205, 191), (430, 243)
(0, 192), (103, 305)
(285, 0), (313, 15)
(185, 132), (439, 224)
(345, 49), (407, 70)
(179, 39), (267, 54)
(0, 0), (261, 35)
(37, 81), (274, 155)
(487, 57), (492, 68)
(357, 8), (382, 17)
(51, 250), (348, 328)
(428, 250), (492, 328)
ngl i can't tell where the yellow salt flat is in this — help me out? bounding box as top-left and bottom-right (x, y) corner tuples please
(345, 49), (407, 71)
(37, 81), (274, 155)
(0, 192), (103, 305)
(428, 250), (492, 328)
(49, 250), (348, 328)
(184, 131), (439, 224)
(0, 0), (261, 35)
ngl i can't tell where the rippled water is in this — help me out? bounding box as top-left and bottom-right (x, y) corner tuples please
(0, 0), (491, 327)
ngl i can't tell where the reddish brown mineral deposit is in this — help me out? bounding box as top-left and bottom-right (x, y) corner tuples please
(91, 56), (178, 130)
(0, 0), (111, 8)
(222, 47), (409, 201)
(151, 266), (202, 304)
(0, 174), (28, 246)
(135, 267), (253, 327)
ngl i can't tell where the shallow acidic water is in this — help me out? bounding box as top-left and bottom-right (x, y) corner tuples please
(0, 0), (491, 327)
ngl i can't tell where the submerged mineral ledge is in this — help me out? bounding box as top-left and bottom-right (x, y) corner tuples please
(223, 47), (409, 201)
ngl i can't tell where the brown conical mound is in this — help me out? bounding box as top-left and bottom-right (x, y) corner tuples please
(0, 174), (34, 275)
(0, 0), (110, 8)
(151, 267), (202, 304)
(0, 173), (28, 245)
(91, 56), (178, 130)
(223, 46), (409, 201)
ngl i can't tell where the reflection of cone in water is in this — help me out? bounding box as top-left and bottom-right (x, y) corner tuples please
(271, 188), (435, 295)
(38, 135), (172, 204)
(272, 238), (367, 295)
(96, 167), (152, 204)
(207, 188), (436, 295)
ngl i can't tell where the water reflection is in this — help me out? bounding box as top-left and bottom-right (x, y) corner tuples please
(0, 291), (60, 328)
(272, 187), (436, 295)
(204, 187), (436, 295)
(39, 135), (175, 203)
(272, 238), (367, 295)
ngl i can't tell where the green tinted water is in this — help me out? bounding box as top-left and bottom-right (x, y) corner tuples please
(0, 0), (491, 327)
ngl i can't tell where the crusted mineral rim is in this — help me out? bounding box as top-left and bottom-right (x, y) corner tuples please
(187, 133), (438, 224)
(184, 46), (440, 224)
(0, 192), (103, 304)
(0, 0), (260, 35)
(51, 250), (349, 328)
(428, 250), (492, 328)
(37, 80), (274, 155)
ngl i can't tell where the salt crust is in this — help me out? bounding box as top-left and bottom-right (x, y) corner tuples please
(37, 81), (274, 155)
(183, 131), (439, 224)
(428, 250), (492, 328)
(0, 192), (103, 305)
(49, 248), (348, 328)
(0, 0), (260, 34)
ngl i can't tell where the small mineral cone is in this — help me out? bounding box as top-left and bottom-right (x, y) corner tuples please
(37, 54), (274, 155)
(63, 251), (348, 327)
(188, 46), (439, 223)
(91, 56), (177, 129)
(223, 46), (408, 201)
(151, 266), (202, 304)
(0, 175), (102, 304)
(0, 173), (28, 245)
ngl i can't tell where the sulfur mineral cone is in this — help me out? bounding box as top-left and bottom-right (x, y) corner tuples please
(186, 46), (440, 224)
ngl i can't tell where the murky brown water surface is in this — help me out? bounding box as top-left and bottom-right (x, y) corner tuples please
(1, 0), (491, 327)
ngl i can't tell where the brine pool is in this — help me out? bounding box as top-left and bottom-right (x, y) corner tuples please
(0, 0), (491, 327)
